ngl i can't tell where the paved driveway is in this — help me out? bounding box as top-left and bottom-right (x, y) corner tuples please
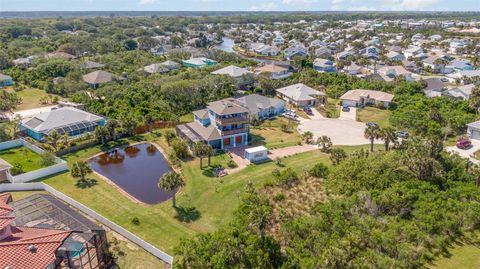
(340, 107), (357, 120)
(298, 107), (382, 146)
(446, 139), (480, 165)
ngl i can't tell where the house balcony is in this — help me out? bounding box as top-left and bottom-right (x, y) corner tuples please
(215, 115), (249, 125)
(220, 127), (249, 136)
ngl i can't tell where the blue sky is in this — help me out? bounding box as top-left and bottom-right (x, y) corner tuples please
(0, 0), (478, 12)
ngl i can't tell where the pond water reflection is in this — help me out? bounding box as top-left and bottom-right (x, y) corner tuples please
(90, 143), (173, 204)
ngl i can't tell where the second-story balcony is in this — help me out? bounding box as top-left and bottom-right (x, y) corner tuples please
(215, 115), (249, 125)
(220, 126), (249, 136)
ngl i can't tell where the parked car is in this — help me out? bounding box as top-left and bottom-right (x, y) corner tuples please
(342, 105), (350, 112)
(303, 107), (313, 115)
(396, 131), (409, 139)
(366, 122), (379, 128)
(456, 138), (472, 149)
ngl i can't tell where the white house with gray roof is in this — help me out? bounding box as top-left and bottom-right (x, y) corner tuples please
(20, 107), (105, 141)
(275, 83), (325, 108)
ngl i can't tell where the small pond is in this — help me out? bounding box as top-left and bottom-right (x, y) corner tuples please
(89, 143), (173, 205)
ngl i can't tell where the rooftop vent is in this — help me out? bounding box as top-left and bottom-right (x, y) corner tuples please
(27, 244), (37, 253)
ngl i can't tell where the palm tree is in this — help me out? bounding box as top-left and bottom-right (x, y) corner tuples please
(330, 148), (347, 165)
(105, 119), (119, 141)
(364, 126), (380, 152)
(192, 142), (208, 169)
(205, 144), (215, 167)
(71, 160), (92, 184)
(302, 131), (314, 144)
(94, 126), (109, 145)
(316, 135), (332, 152)
(46, 130), (62, 152)
(158, 171), (185, 208)
(380, 127), (397, 151)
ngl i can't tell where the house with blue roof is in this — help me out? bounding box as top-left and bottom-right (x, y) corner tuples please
(0, 74), (14, 87)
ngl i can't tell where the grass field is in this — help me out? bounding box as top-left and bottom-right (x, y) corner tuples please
(0, 146), (46, 172)
(250, 117), (302, 149)
(4, 86), (62, 111)
(429, 236), (480, 269)
(356, 107), (392, 128)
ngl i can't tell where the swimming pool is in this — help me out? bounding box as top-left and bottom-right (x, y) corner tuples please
(89, 143), (173, 204)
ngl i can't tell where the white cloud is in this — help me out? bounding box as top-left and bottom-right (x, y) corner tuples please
(250, 2), (277, 11)
(282, 0), (319, 5)
(330, 0), (438, 11)
(139, 0), (155, 5)
(398, 0), (438, 9)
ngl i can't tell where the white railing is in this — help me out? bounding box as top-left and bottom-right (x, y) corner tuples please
(0, 182), (174, 266)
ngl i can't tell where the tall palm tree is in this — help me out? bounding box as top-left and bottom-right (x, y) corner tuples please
(192, 142), (208, 169)
(205, 144), (215, 167)
(158, 171), (185, 208)
(380, 127), (397, 151)
(364, 126), (380, 152)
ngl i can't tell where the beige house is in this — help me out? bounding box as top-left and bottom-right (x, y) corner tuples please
(275, 83), (325, 108)
(340, 89), (394, 108)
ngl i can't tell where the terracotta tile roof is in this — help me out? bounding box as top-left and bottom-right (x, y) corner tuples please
(0, 193), (71, 269)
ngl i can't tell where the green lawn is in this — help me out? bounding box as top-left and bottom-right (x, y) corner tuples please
(250, 117), (302, 149)
(4, 86), (63, 111)
(40, 130), (375, 256)
(356, 107), (392, 128)
(429, 237), (480, 269)
(0, 146), (46, 172)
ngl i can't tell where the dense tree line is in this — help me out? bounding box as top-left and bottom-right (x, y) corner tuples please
(175, 137), (480, 268)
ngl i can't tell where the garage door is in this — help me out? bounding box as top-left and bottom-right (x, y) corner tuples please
(342, 100), (357, 107)
(471, 129), (480, 140)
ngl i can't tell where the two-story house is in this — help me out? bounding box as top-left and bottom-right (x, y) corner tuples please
(313, 58), (336, 73)
(177, 99), (250, 150)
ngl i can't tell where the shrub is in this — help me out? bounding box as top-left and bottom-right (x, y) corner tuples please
(39, 152), (56, 167)
(227, 159), (238, 168)
(273, 193), (286, 202)
(274, 168), (299, 187)
(165, 130), (177, 145)
(309, 162), (329, 178)
(10, 163), (24, 176)
(131, 217), (140, 225)
(171, 138), (189, 159)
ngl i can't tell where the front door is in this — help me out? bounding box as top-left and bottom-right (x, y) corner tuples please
(223, 138), (231, 147)
(235, 135), (243, 145)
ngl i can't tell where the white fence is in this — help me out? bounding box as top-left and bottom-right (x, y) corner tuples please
(0, 139), (68, 183)
(0, 182), (174, 266)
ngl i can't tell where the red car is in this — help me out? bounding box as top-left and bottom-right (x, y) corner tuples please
(456, 138), (472, 149)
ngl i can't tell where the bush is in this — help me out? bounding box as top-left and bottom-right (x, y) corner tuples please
(273, 193), (286, 202)
(131, 217), (140, 225)
(171, 138), (189, 159)
(309, 162), (329, 178)
(165, 130), (177, 145)
(227, 159), (238, 168)
(274, 168), (299, 187)
(39, 152), (56, 167)
(10, 163), (24, 176)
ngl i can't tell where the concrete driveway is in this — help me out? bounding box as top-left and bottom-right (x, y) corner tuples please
(299, 118), (380, 146)
(298, 107), (382, 146)
(446, 139), (480, 165)
(340, 107), (357, 121)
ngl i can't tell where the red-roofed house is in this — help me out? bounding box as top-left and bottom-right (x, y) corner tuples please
(0, 193), (109, 269)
